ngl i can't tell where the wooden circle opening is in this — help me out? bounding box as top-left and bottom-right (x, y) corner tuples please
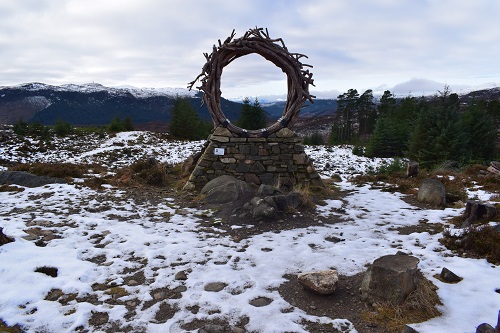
(188, 27), (315, 138)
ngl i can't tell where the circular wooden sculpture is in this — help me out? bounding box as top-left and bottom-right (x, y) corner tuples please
(188, 27), (315, 137)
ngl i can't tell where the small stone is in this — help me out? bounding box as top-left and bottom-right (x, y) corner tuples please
(183, 181), (196, 191)
(45, 289), (64, 301)
(476, 323), (496, 333)
(200, 324), (226, 333)
(175, 271), (188, 280)
(204, 282), (227, 292)
(440, 267), (463, 283)
(249, 296), (273, 307)
(231, 327), (245, 333)
(153, 291), (166, 300)
(298, 270), (339, 295)
(402, 325), (419, 333)
(127, 279), (138, 286)
(172, 286), (187, 293)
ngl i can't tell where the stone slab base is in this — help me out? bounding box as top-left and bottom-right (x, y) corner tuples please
(184, 126), (323, 191)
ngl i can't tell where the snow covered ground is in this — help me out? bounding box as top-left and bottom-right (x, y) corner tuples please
(0, 129), (499, 332)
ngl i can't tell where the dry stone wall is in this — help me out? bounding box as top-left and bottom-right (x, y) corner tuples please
(185, 126), (323, 191)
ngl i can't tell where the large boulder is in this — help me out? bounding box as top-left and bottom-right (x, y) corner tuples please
(417, 178), (446, 207)
(298, 269), (339, 295)
(360, 254), (420, 305)
(201, 175), (250, 204)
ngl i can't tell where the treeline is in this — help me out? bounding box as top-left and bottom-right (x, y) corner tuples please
(12, 115), (135, 139)
(323, 86), (499, 168)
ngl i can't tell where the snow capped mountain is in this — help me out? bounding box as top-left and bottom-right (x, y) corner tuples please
(5, 82), (197, 99)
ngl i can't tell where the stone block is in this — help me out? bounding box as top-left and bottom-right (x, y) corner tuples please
(212, 162), (224, 170)
(275, 128), (296, 138)
(250, 161), (266, 173)
(212, 126), (233, 137)
(360, 254), (420, 305)
(220, 157), (236, 164)
(210, 135), (230, 143)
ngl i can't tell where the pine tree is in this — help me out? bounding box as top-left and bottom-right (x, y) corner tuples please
(408, 88), (466, 168)
(123, 115), (134, 131)
(237, 97), (267, 130)
(357, 89), (376, 138)
(332, 89), (359, 142)
(378, 90), (397, 116)
(169, 96), (210, 140)
(53, 119), (73, 136)
(460, 103), (496, 162)
(108, 116), (125, 132)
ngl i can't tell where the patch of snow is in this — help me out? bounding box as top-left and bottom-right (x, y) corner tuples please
(0, 130), (498, 332)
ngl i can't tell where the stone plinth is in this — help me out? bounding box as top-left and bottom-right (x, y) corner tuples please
(184, 126), (323, 191)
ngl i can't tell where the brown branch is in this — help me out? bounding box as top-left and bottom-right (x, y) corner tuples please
(188, 27), (315, 137)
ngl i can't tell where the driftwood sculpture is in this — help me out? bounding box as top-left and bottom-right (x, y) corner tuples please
(188, 27), (315, 137)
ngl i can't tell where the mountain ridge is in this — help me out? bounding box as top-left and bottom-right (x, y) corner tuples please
(1, 82), (499, 128)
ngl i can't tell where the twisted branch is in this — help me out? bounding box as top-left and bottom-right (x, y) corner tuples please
(188, 27), (315, 137)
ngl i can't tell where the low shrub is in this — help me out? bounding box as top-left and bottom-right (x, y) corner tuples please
(114, 158), (182, 188)
(440, 225), (500, 265)
(377, 158), (406, 175)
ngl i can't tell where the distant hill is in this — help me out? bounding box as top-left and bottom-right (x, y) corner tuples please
(262, 99), (338, 118)
(2, 82), (497, 129)
(0, 83), (341, 127)
(0, 83), (244, 126)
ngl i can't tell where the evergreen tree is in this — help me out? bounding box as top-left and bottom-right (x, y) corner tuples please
(357, 89), (376, 138)
(108, 116), (125, 132)
(408, 88), (466, 168)
(460, 103), (496, 162)
(366, 93), (421, 158)
(378, 90), (397, 116)
(366, 115), (407, 157)
(169, 96), (210, 140)
(332, 89), (359, 142)
(13, 119), (28, 136)
(304, 132), (324, 145)
(53, 119), (73, 136)
(123, 115), (134, 131)
(237, 97), (267, 130)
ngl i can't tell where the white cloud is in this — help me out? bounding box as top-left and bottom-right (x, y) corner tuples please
(0, 0), (499, 98)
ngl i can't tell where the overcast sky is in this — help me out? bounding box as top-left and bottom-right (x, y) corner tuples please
(1, 0), (499, 100)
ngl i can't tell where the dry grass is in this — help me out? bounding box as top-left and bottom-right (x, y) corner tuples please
(350, 164), (500, 205)
(440, 224), (500, 265)
(362, 276), (442, 333)
(0, 184), (24, 192)
(292, 178), (340, 209)
(112, 159), (183, 188)
(10, 162), (105, 180)
(0, 320), (22, 333)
